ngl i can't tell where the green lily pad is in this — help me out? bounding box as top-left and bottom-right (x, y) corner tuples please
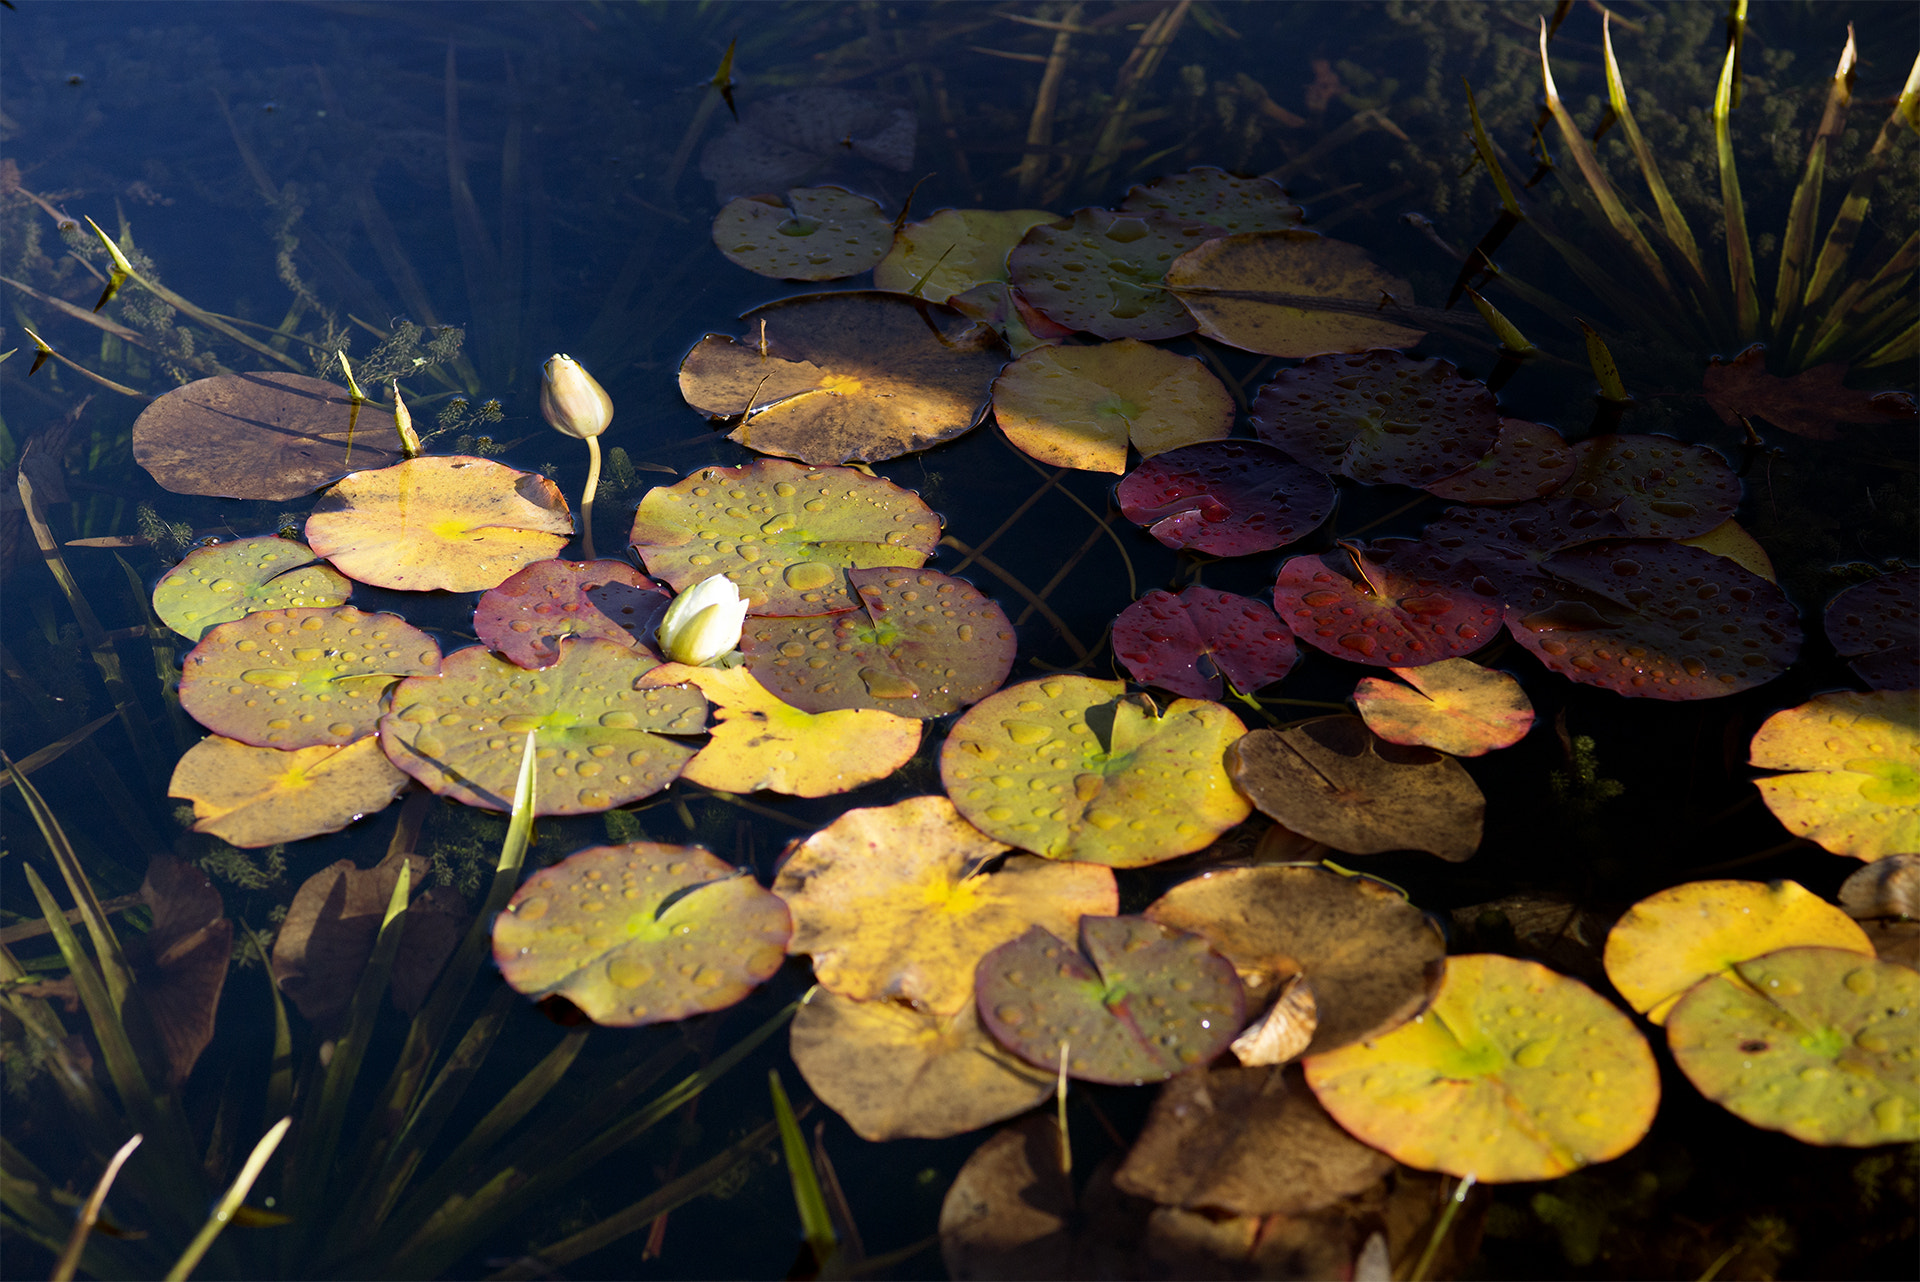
(168, 733), (409, 849)
(1008, 208), (1211, 340)
(742, 567), (1016, 718)
(990, 339), (1233, 475)
(712, 186), (894, 281)
(152, 536), (352, 642)
(472, 558), (669, 670)
(941, 676), (1251, 868)
(974, 915), (1245, 1086)
(1165, 232), (1426, 359)
(492, 842), (791, 1028)
(178, 606), (442, 749)
(378, 638), (707, 815)
(1119, 166), (1303, 235)
(874, 208), (1060, 303)
(1303, 954), (1661, 1182)
(629, 457), (942, 616)
(1665, 947), (1920, 1146)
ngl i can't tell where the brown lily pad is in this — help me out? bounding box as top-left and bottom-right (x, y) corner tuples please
(1166, 231), (1426, 359)
(473, 559), (670, 670)
(1555, 435), (1741, 541)
(1703, 343), (1917, 441)
(1119, 166), (1303, 235)
(133, 856), (232, 1087)
(272, 848), (425, 1029)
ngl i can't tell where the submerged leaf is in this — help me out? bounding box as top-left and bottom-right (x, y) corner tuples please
(1749, 689), (1920, 860)
(699, 87), (913, 202)
(1167, 232), (1425, 358)
(272, 850), (423, 1029)
(135, 856), (232, 1087)
(712, 186), (893, 281)
(875, 208), (1059, 303)
(1251, 350), (1499, 486)
(991, 339), (1232, 474)
(1352, 659), (1535, 757)
(152, 536), (351, 643)
(1115, 439), (1336, 557)
(473, 559), (669, 670)
(1120, 166), (1303, 235)
(1008, 208), (1210, 340)
(168, 733), (409, 848)
(1703, 344), (1916, 441)
(1110, 586), (1298, 702)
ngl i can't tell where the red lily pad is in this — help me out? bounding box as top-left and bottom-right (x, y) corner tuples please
(1249, 351), (1503, 487)
(975, 916), (1245, 1086)
(1825, 571), (1918, 691)
(1555, 435), (1741, 541)
(1422, 499), (1631, 572)
(1115, 439), (1336, 556)
(1008, 208), (1210, 341)
(1273, 545), (1504, 667)
(1119, 166), (1303, 235)
(742, 567), (1015, 718)
(1111, 586), (1297, 701)
(178, 606), (442, 749)
(1422, 420), (1576, 505)
(474, 559), (670, 670)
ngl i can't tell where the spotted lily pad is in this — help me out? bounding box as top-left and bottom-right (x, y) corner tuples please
(1665, 947), (1920, 1146)
(975, 915), (1245, 1085)
(1008, 208), (1211, 340)
(492, 842), (791, 1028)
(712, 186), (894, 281)
(1250, 351), (1501, 487)
(168, 733), (408, 848)
(1825, 570), (1919, 691)
(1422, 420), (1576, 505)
(1166, 232), (1425, 359)
(1749, 689), (1920, 860)
(1303, 954), (1661, 1182)
(379, 639), (707, 815)
(941, 676), (1251, 868)
(178, 606), (441, 749)
(874, 208), (1060, 303)
(1274, 545), (1504, 667)
(473, 559), (669, 670)
(1555, 435), (1741, 540)
(1110, 586), (1297, 701)
(1352, 659), (1535, 757)
(152, 536), (352, 642)
(1119, 167), (1303, 235)
(1421, 499), (1630, 584)
(629, 458), (941, 616)
(742, 567), (1015, 717)
(1115, 440), (1335, 557)
(305, 456), (574, 593)
(991, 340), (1232, 475)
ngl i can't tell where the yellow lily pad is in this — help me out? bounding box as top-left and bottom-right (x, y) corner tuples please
(712, 186), (894, 281)
(1749, 689), (1920, 861)
(168, 733), (409, 848)
(990, 339), (1233, 475)
(1679, 518), (1776, 582)
(874, 208), (1059, 303)
(1352, 659), (1535, 758)
(152, 536), (351, 643)
(1165, 231), (1425, 358)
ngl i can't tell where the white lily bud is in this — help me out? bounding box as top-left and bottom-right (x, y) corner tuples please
(657, 573), (749, 666)
(541, 353), (613, 439)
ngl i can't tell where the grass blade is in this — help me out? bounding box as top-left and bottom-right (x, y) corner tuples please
(1773, 29), (1857, 343)
(0, 707), (118, 794)
(1600, 14), (1704, 278)
(2, 1140), (147, 1279)
(51, 1133), (141, 1282)
(166, 1117), (291, 1282)
(0, 941), (117, 1131)
(771, 1070), (837, 1269)
(1711, 4), (1759, 341)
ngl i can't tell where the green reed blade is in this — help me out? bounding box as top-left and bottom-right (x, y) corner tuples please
(1579, 320), (1630, 402)
(1711, 23), (1759, 341)
(1856, 319), (1917, 369)
(114, 553), (197, 754)
(242, 925), (295, 1130)
(1799, 232), (1919, 370)
(1600, 16), (1706, 282)
(1464, 287), (1536, 355)
(165, 1117), (290, 1282)
(771, 1069), (837, 1269)
(1773, 31), (1857, 344)
(0, 941), (117, 1133)
(53, 1134), (141, 1282)
(3, 1139), (147, 1281)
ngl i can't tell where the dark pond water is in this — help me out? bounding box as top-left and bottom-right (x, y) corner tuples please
(3, 2), (1915, 1279)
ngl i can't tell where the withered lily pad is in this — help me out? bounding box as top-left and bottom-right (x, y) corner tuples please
(1825, 570), (1918, 691)
(1665, 947), (1920, 1146)
(178, 606), (441, 749)
(1556, 435), (1740, 540)
(1115, 439), (1335, 556)
(1749, 689), (1920, 860)
(629, 458), (941, 616)
(1423, 420), (1575, 505)
(134, 856), (232, 1087)
(272, 848), (427, 1028)
(1166, 232), (1425, 358)
(1120, 166), (1302, 235)
(305, 456), (573, 593)
(1227, 717), (1485, 862)
(712, 186), (893, 281)
(492, 842), (790, 1028)
(875, 208), (1059, 303)
(379, 639), (706, 815)
(1274, 545), (1504, 666)
(169, 733), (409, 848)
(153, 536), (352, 643)
(1352, 659), (1535, 757)
(133, 372), (405, 501)
(473, 559), (669, 670)
(1008, 208), (1210, 340)
(975, 916), (1244, 1085)
(1251, 351), (1500, 486)
(1111, 586), (1297, 701)
(941, 676), (1250, 868)
(678, 291), (1002, 467)
(991, 339), (1232, 474)
(743, 567), (1015, 717)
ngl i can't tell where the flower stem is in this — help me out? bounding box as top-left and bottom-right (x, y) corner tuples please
(581, 435), (601, 560)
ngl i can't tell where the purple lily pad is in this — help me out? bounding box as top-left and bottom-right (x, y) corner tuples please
(1115, 440), (1336, 556)
(1273, 545), (1505, 667)
(1556, 435), (1741, 540)
(1824, 570), (1918, 691)
(1422, 419), (1576, 505)
(474, 559), (670, 670)
(1111, 586), (1297, 700)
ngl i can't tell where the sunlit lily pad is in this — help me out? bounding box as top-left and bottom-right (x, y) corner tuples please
(1749, 689), (1920, 860)
(1679, 518), (1777, 582)
(1114, 439), (1336, 557)
(990, 340), (1232, 474)
(1422, 420), (1575, 505)
(473, 559), (669, 670)
(742, 567), (1015, 717)
(1352, 659), (1535, 757)
(1250, 351), (1500, 486)
(1556, 435), (1741, 541)
(1120, 166), (1303, 235)
(492, 842), (791, 1028)
(379, 639), (706, 815)
(941, 676), (1250, 868)
(629, 457), (941, 616)
(1008, 208), (1210, 340)
(712, 186), (894, 281)
(169, 733), (409, 848)
(1166, 232), (1425, 358)
(1304, 954), (1660, 1182)
(874, 208), (1059, 303)
(1273, 545), (1504, 667)
(178, 606), (441, 749)
(677, 291), (1002, 467)
(1110, 586), (1297, 701)
(1665, 948), (1920, 1146)
(774, 795), (1115, 1016)
(1602, 879), (1874, 1026)
(1825, 570), (1918, 691)
(1227, 717), (1484, 862)
(152, 536), (352, 643)
(305, 456), (573, 593)
(945, 280), (1077, 356)
(975, 916), (1244, 1085)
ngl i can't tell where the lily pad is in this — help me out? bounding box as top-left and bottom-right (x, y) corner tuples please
(1303, 954), (1661, 1182)
(1110, 586), (1298, 701)
(1421, 499), (1631, 585)
(178, 606), (441, 749)
(874, 208), (1060, 303)
(1422, 420), (1576, 505)
(629, 458), (941, 616)
(941, 676), (1251, 868)
(712, 186), (894, 281)
(636, 662), (920, 797)
(677, 291), (1003, 467)
(699, 87), (914, 202)
(990, 340), (1233, 474)
(1839, 855), (1920, 920)
(168, 733), (410, 848)
(1665, 947), (1920, 1145)
(271, 847), (428, 1028)
(1555, 435), (1741, 541)
(1602, 879), (1875, 1026)
(134, 856), (232, 1087)
(152, 536), (352, 643)
(945, 280), (1078, 356)
(1273, 545), (1504, 667)
(1679, 518), (1777, 582)
(1166, 232), (1425, 358)
(1115, 439), (1337, 557)
(473, 559), (669, 670)
(132, 371), (406, 501)
(1825, 570), (1918, 691)
(379, 639), (707, 815)
(789, 989), (1054, 1142)
(1008, 208), (1210, 340)
(742, 567), (1015, 718)
(305, 456), (574, 594)
(491, 842), (789, 1028)
(1226, 717), (1485, 862)
(1352, 659), (1535, 757)
(771, 794), (1116, 1018)
(974, 916), (1245, 1085)
(1119, 166), (1303, 235)
(1749, 689), (1920, 860)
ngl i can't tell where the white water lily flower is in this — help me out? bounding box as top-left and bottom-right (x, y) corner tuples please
(657, 573), (749, 666)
